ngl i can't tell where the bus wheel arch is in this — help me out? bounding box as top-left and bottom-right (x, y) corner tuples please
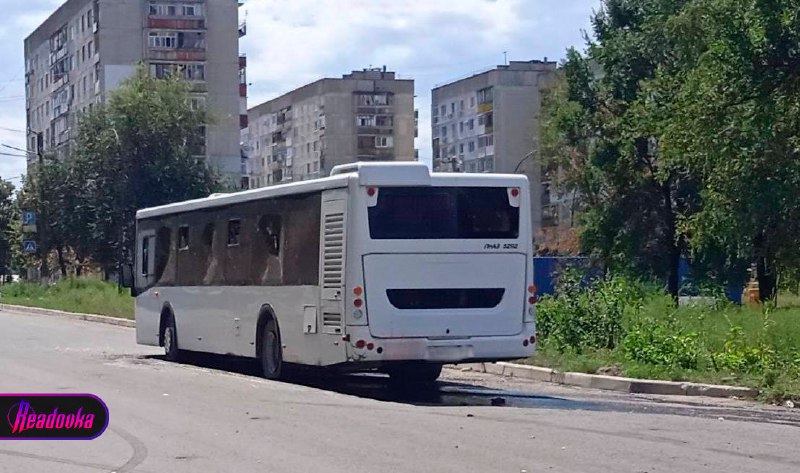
(256, 305), (283, 380)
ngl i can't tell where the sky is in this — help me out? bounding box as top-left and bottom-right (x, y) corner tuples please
(0, 0), (599, 186)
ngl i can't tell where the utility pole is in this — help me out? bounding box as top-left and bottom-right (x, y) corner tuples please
(36, 134), (49, 281)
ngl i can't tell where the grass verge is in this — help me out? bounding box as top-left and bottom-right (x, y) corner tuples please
(0, 278), (134, 319)
(524, 296), (800, 404)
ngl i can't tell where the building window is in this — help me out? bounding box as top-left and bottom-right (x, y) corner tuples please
(459, 122), (464, 134)
(440, 105), (446, 116)
(150, 63), (205, 81)
(460, 100), (464, 111)
(478, 86), (493, 104)
(468, 141), (475, 152)
(441, 126), (447, 136)
(356, 115), (375, 127)
(227, 219), (241, 246)
(358, 93), (389, 106)
(376, 136), (393, 148)
(358, 136), (376, 148)
(468, 119), (474, 130)
(470, 96), (476, 107)
(375, 115), (393, 127)
(485, 158), (494, 172)
(459, 143), (464, 154)
(148, 32), (178, 48)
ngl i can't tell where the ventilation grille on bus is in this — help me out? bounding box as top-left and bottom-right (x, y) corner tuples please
(322, 212), (345, 289)
(322, 311), (342, 330)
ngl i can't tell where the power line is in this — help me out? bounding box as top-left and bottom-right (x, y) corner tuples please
(0, 126), (26, 134)
(0, 66), (24, 97)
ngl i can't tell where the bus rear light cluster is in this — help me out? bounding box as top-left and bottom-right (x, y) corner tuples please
(523, 339), (529, 347)
(353, 339), (380, 352)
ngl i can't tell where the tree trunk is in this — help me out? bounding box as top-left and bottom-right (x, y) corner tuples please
(662, 178), (680, 304)
(57, 247), (68, 278)
(754, 232), (777, 302)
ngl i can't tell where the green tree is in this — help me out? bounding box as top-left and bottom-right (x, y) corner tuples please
(660, 0), (800, 301)
(69, 67), (222, 275)
(541, 0), (695, 300)
(0, 179), (17, 279)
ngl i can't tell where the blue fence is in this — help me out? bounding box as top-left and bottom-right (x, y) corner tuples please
(533, 257), (604, 296)
(534, 256), (743, 304)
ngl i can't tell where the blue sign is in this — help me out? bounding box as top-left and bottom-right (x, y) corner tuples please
(23, 211), (36, 226)
(23, 240), (37, 254)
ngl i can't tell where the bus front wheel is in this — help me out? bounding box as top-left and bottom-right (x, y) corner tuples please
(162, 312), (184, 362)
(260, 320), (283, 380)
(386, 362), (443, 386)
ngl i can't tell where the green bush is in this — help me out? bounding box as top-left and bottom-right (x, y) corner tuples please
(622, 316), (702, 369)
(711, 324), (780, 374)
(536, 272), (642, 352)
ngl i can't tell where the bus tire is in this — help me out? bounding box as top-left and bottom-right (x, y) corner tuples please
(162, 311), (183, 362)
(259, 319), (283, 380)
(387, 362), (442, 387)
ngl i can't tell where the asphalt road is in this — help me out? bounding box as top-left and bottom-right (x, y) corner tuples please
(1, 308), (799, 473)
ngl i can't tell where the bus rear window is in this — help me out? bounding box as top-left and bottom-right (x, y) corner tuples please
(368, 187), (519, 239)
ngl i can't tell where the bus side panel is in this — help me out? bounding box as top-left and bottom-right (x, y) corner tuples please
(147, 285), (347, 366)
(135, 287), (162, 346)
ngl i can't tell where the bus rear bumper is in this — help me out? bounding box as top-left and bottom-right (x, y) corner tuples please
(344, 322), (536, 364)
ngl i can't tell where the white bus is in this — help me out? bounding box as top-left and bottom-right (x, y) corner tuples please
(130, 162), (537, 384)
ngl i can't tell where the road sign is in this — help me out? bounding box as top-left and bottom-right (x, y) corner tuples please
(22, 211), (36, 226)
(23, 240), (37, 254)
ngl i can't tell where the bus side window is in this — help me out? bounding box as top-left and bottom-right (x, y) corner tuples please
(202, 222), (218, 285)
(141, 237), (150, 276)
(178, 226), (189, 250)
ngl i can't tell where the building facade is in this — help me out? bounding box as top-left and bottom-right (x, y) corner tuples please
(431, 60), (557, 241)
(247, 68), (415, 188)
(24, 0), (245, 182)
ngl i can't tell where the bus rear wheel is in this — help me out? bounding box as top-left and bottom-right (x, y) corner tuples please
(386, 362), (443, 387)
(260, 320), (283, 380)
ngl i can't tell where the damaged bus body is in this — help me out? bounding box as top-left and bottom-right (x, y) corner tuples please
(133, 162), (537, 384)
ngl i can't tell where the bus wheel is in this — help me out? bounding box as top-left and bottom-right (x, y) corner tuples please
(163, 312), (183, 362)
(260, 320), (283, 380)
(387, 362), (442, 387)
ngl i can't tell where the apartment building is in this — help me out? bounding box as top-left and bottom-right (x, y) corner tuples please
(24, 0), (245, 182)
(247, 68), (415, 188)
(431, 60), (557, 239)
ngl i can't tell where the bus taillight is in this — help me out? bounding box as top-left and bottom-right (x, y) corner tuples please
(507, 187), (521, 207)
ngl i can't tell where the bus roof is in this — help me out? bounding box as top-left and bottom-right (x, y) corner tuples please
(136, 162), (528, 220)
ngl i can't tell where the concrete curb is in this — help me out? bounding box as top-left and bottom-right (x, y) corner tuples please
(0, 303), (763, 400)
(455, 361), (759, 399)
(0, 303), (135, 328)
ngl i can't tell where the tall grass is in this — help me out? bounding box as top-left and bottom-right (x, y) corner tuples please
(529, 279), (800, 403)
(0, 278), (134, 319)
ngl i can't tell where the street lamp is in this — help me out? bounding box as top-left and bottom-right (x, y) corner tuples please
(513, 150), (536, 174)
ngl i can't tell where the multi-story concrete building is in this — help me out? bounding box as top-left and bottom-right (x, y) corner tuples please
(431, 60), (557, 241)
(247, 68), (415, 187)
(24, 0), (246, 182)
